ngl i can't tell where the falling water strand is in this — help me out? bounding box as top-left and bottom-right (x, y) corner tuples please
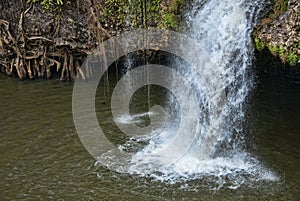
(96, 0), (278, 189)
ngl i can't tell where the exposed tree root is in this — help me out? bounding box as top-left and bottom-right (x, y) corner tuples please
(0, 1), (110, 81)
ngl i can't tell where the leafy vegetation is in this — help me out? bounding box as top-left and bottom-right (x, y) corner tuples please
(254, 37), (265, 51)
(160, 0), (186, 30)
(26, 0), (187, 30)
(99, 0), (187, 31)
(268, 0), (288, 19)
(255, 40), (300, 67)
(27, 0), (64, 13)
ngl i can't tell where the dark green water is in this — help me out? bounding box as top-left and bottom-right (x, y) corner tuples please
(0, 72), (299, 200)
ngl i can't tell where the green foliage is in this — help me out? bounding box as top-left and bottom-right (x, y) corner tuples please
(254, 1), (299, 67)
(100, 0), (147, 29)
(162, 13), (178, 30)
(278, 45), (286, 61)
(287, 52), (298, 66)
(292, 41), (300, 49)
(100, 0), (127, 28)
(267, 44), (280, 56)
(265, 43), (300, 66)
(99, 0), (187, 31)
(27, 0), (188, 31)
(268, 0), (288, 19)
(254, 37), (265, 51)
(27, 0), (64, 13)
(159, 0), (186, 30)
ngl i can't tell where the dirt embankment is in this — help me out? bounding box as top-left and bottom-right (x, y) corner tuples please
(0, 0), (111, 80)
(0, 0), (187, 80)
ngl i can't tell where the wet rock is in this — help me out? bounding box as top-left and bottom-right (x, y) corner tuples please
(254, 0), (300, 66)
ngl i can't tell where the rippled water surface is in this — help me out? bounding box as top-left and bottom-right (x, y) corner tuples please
(0, 73), (299, 200)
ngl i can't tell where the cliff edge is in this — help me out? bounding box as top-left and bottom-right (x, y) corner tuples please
(254, 0), (300, 67)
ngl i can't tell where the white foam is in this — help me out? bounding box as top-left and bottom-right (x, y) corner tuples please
(115, 112), (155, 124)
(96, 0), (278, 189)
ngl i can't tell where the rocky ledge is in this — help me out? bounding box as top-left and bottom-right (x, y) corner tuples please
(254, 0), (300, 67)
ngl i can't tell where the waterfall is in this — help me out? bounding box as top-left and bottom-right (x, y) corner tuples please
(93, 0), (279, 188)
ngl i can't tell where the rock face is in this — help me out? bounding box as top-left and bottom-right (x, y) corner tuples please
(254, 0), (300, 66)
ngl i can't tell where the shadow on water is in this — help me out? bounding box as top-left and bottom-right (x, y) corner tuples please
(0, 69), (299, 200)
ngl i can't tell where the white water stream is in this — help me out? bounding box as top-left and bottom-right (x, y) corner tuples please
(96, 0), (278, 189)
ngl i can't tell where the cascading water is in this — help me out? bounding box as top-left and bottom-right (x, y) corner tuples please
(95, 0), (279, 188)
